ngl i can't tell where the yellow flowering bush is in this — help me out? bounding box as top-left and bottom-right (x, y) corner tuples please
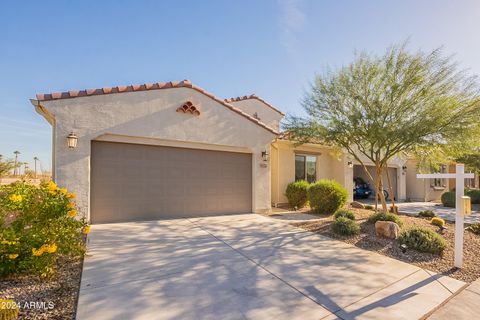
(0, 181), (88, 277)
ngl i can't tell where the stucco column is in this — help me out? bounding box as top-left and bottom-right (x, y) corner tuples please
(252, 144), (272, 214)
(54, 125), (91, 220)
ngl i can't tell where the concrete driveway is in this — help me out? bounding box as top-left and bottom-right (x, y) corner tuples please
(76, 214), (465, 320)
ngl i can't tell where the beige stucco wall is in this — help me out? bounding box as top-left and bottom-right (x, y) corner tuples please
(36, 87), (276, 221)
(405, 159), (447, 202)
(228, 99), (283, 131)
(271, 140), (354, 205)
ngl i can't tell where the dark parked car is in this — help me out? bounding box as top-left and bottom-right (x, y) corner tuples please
(353, 177), (389, 200)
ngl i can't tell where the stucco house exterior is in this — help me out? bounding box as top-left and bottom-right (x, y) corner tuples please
(31, 80), (452, 224)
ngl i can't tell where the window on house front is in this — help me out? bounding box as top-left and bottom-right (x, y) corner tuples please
(431, 165), (447, 188)
(295, 155), (317, 183)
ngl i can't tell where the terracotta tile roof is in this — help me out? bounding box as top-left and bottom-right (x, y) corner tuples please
(224, 94), (285, 116)
(34, 80), (278, 134)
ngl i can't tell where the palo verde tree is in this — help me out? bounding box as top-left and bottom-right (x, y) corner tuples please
(285, 44), (480, 212)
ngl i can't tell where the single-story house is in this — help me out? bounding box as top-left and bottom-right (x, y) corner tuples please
(31, 80), (462, 224)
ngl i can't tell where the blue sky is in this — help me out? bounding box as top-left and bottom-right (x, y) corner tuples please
(1, 0), (480, 172)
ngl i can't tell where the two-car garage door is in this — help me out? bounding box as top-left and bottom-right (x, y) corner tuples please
(91, 141), (252, 224)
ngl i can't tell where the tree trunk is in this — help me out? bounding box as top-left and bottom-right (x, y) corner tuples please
(385, 165), (396, 213)
(375, 164), (388, 213)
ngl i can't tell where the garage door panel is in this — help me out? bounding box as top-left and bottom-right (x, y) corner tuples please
(91, 141), (252, 223)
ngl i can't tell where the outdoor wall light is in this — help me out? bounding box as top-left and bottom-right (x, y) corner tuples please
(67, 132), (78, 149)
(402, 165), (407, 170)
(261, 150), (269, 162)
(347, 161), (354, 168)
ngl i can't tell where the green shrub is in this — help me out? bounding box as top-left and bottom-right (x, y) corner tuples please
(308, 179), (348, 215)
(466, 189), (480, 204)
(441, 190), (480, 208)
(0, 181), (88, 278)
(331, 217), (360, 236)
(364, 205), (374, 210)
(441, 191), (455, 207)
(285, 180), (310, 209)
(367, 212), (402, 226)
(334, 209), (355, 220)
(419, 210), (435, 218)
(430, 217), (445, 227)
(398, 227), (447, 254)
(466, 223), (480, 235)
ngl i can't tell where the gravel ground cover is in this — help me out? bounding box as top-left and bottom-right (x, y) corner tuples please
(292, 208), (480, 283)
(0, 256), (83, 319)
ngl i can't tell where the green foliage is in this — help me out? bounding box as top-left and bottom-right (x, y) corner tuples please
(467, 189), (480, 204)
(431, 217), (445, 227)
(441, 191), (455, 207)
(367, 212), (402, 226)
(398, 227), (447, 254)
(0, 181), (88, 277)
(331, 217), (360, 236)
(364, 205), (374, 210)
(419, 210), (435, 218)
(466, 223), (480, 235)
(334, 209), (355, 220)
(441, 190), (480, 208)
(308, 179), (348, 215)
(285, 180), (310, 209)
(284, 43), (480, 210)
(0, 155), (17, 177)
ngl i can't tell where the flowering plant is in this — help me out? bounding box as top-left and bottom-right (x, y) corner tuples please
(0, 181), (89, 277)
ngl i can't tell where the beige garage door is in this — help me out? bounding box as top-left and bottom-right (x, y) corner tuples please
(91, 141), (252, 224)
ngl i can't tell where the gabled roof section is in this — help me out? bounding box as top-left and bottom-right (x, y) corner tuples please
(33, 80), (278, 134)
(224, 94), (285, 116)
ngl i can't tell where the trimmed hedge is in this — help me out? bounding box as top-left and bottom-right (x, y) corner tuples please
(398, 227), (447, 254)
(285, 180), (310, 209)
(442, 189), (480, 207)
(308, 179), (348, 215)
(334, 209), (355, 221)
(331, 217), (360, 236)
(441, 192), (455, 208)
(367, 212), (402, 226)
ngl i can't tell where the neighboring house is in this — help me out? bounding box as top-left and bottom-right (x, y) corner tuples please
(31, 80), (456, 224)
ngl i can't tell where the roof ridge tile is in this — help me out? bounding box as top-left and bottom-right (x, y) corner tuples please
(33, 80), (279, 134)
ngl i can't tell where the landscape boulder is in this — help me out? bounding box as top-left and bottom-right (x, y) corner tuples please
(375, 221), (400, 239)
(350, 201), (365, 209)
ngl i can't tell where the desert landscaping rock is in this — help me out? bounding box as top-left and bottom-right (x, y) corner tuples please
(375, 221), (400, 239)
(350, 201), (365, 209)
(0, 256), (83, 319)
(293, 208), (480, 283)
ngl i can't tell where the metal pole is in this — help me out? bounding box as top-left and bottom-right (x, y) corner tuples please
(454, 163), (464, 268)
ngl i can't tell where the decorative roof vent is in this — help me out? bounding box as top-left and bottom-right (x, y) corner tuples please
(176, 101), (200, 116)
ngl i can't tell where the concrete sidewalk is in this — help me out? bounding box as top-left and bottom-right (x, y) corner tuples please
(428, 279), (479, 319)
(77, 214), (465, 320)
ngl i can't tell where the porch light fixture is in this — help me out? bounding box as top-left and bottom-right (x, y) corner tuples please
(347, 161), (354, 168)
(402, 165), (407, 170)
(261, 150), (269, 162)
(67, 132), (78, 149)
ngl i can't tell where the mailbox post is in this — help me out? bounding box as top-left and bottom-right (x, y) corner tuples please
(417, 163), (474, 268)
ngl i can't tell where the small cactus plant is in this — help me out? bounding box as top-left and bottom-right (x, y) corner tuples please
(431, 217), (445, 227)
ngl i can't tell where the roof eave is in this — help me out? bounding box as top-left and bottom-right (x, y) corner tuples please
(30, 99), (54, 125)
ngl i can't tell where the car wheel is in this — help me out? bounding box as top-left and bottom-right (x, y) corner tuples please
(383, 190), (389, 200)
